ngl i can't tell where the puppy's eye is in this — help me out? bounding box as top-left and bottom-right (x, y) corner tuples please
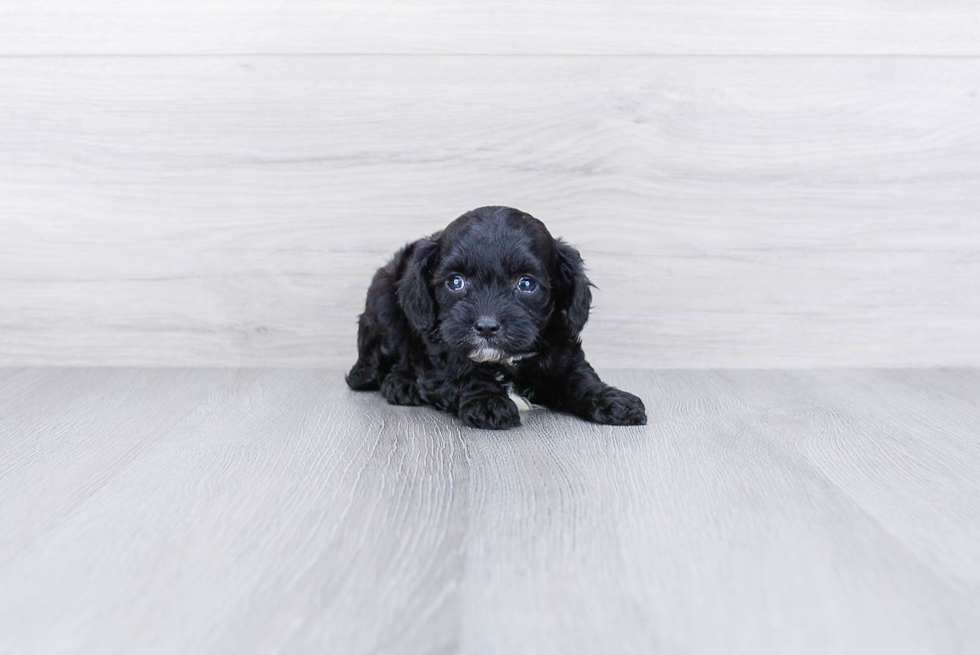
(447, 275), (466, 292)
(516, 276), (536, 293)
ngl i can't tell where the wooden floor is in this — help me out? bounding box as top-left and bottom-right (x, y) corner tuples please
(1, 368), (978, 654)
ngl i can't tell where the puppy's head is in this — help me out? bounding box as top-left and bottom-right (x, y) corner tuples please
(397, 206), (592, 364)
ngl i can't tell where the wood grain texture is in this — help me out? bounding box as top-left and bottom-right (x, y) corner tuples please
(0, 368), (978, 654)
(1, 0), (978, 55)
(462, 369), (980, 654)
(1, 57), (977, 368)
(0, 368), (470, 654)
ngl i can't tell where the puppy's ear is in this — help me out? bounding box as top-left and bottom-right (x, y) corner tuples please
(552, 238), (593, 337)
(396, 235), (441, 333)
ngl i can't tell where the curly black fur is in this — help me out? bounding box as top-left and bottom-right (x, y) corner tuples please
(346, 206), (647, 430)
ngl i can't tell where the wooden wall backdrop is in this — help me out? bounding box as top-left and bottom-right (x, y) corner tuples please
(0, 2), (978, 368)
(3, 1), (979, 55)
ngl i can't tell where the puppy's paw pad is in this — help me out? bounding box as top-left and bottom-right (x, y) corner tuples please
(458, 395), (521, 430)
(590, 388), (647, 426)
(381, 373), (422, 406)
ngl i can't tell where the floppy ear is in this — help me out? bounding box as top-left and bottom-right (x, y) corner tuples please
(396, 235), (441, 333)
(552, 238), (593, 337)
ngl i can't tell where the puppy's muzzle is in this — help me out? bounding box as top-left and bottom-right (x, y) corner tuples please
(469, 315), (506, 363)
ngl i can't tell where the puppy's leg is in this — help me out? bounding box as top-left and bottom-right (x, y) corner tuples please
(456, 378), (521, 430)
(346, 313), (381, 391)
(381, 364), (423, 406)
(540, 360), (647, 426)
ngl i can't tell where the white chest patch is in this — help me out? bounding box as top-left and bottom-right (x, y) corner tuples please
(505, 382), (537, 412)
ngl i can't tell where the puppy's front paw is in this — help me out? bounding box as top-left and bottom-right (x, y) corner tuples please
(381, 371), (422, 406)
(458, 394), (521, 430)
(589, 387), (647, 425)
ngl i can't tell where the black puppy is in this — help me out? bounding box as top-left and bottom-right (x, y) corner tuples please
(346, 206), (646, 429)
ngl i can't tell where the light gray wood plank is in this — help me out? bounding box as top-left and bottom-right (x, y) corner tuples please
(1, 368), (978, 654)
(1, 57), (978, 369)
(2, 0), (978, 55)
(0, 368), (469, 655)
(460, 369), (980, 654)
(0, 369), (234, 563)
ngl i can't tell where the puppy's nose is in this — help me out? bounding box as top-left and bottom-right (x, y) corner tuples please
(474, 316), (501, 337)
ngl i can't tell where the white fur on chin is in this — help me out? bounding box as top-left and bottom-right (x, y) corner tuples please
(468, 346), (506, 364)
(467, 348), (538, 366)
